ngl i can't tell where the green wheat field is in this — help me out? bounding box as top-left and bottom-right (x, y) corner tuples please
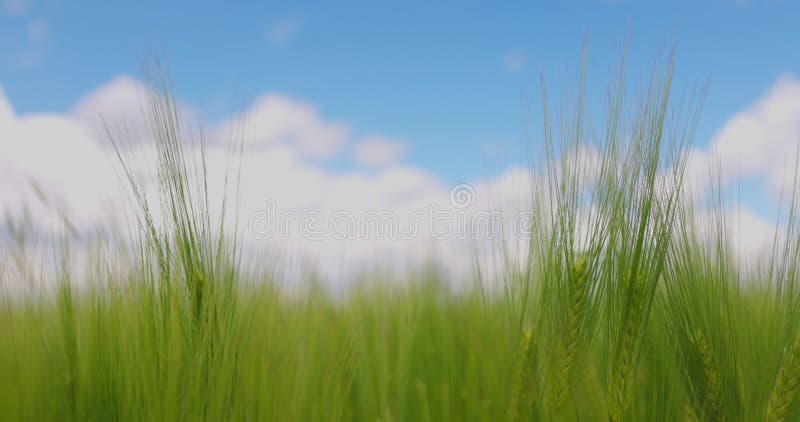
(2, 56), (800, 421)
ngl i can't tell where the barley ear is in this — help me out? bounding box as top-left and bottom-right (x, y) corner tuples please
(556, 255), (589, 409)
(691, 330), (723, 421)
(509, 329), (536, 422)
(685, 403), (701, 422)
(609, 271), (646, 422)
(766, 331), (800, 422)
(564, 255), (589, 372)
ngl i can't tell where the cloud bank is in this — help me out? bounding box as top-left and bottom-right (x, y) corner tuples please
(2, 73), (799, 286)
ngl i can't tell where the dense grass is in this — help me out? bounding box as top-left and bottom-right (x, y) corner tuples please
(2, 55), (800, 421)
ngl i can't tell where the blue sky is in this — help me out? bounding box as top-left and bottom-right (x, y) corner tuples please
(1, 0), (799, 182)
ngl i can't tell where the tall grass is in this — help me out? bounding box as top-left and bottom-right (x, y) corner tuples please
(2, 53), (799, 421)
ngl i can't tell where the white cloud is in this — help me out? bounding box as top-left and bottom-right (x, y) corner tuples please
(353, 135), (407, 166)
(2, 79), (479, 286)
(0, 89), (119, 232)
(72, 76), (148, 137)
(503, 50), (527, 73)
(220, 94), (350, 158)
(689, 204), (777, 277)
(668, 73), (800, 270)
(266, 18), (299, 46)
(1, 0), (30, 16)
(0, 87), (13, 127)
(4, 73), (795, 288)
(71, 75), (204, 148)
(699, 74), (800, 195)
(728, 206), (775, 261)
